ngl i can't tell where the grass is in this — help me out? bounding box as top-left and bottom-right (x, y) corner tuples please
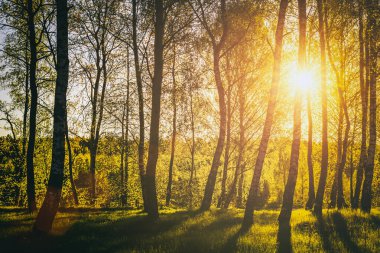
(0, 207), (379, 253)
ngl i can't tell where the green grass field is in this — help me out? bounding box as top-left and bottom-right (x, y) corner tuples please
(0, 208), (379, 253)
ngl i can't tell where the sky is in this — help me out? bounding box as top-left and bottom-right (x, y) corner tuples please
(0, 88), (12, 136)
(0, 29), (11, 136)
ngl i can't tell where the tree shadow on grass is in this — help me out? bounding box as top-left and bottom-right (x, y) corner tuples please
(0, 208), (28, 213)
(254, 211), (279, 226)
(202, 211), (241, 232)
(0, 217), (35, 229)
(0, 210), (205, 253)
(81, 209), (243, 253)
(314, 213), (333, 253)
(173, 209), (242, 253)
(221, 211), (283, 253)
(59, 211), (194, 253)
(370, 215), (380, 228)
(220, 226), (246, 253)
(331, 212), (369, 253)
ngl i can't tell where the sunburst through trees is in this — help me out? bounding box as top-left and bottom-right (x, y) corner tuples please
(0, 0), (378, 252)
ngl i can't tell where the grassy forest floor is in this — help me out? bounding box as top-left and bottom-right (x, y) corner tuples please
(0, 207), (379, 253)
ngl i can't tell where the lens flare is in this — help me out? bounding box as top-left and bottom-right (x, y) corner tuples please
(289, 68), (317, 92)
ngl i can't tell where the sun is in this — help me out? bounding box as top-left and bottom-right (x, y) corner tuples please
(289, 68), (317, 92)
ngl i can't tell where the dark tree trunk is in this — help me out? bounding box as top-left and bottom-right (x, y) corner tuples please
(18, 41), (29, 207)
(200, 0), (228, 211)
(34, 0), (69, 232)
(305, 92), (315, 209)
(361, 0), (377, 213)
(223, 160), (239, 209)
(278, 0), (305, 226)
(121, 50), (130, 207)
(88, 90), (98, 205)
(123, 102), (129, 207)
(324, 3), (350, 210)
(166, 48), (177, 207)
(313, 0), (329, 216)
(26, 0), (37, 213)
(279, 150), (287, 188)
(66, 112), (78, 205)
(132, 0), (147, 211)
(218, 77), (232, 208)
(224, 79), (244, 209)
(13, 142), (23, 206)
(350, 112), (357, 206)
(337, 90), (350, 209)
(242, 0), (289, 228)
(144, 0), (164, 220)
(188, 89), (196, 209)
(200, 50), (226, 211)
(89, 147), (97, 205)
(329, 106), (343, 208)
(88, 12), (108, 205)
(278, 89), (301, 224)
(236, 165), (245, 208)
(353, 0), (367, 209)
(120, 107), (125, 206)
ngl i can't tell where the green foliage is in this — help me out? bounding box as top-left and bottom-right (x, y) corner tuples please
(0, 136), (22, 206)
(1, 134), (380, 210)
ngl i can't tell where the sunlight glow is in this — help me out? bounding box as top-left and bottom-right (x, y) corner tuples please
(289, 68), (317, 92)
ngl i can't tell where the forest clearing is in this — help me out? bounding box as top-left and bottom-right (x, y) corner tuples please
(1, 208), (379, 253)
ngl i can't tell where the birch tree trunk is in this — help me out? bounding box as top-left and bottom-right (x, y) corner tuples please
(313, 0), (329, 216)
(278, 0), (305, 225)
(144, 0), (165, 220)
(361, 0), (377, 213)
(305, 92), (315, 209)
(34, 0), (69, 232)
(26, 0), (37, 213)
(132, 0), (148, 211)
(200, 0), (229, 211)
(166, 47), (177, 207)
(353, 0), (367, 209)
(242, 0), (289, 228)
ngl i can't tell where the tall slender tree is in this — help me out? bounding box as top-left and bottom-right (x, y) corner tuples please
(34, 0), (69, 232)
(0, 0), (54, 208)
(188, 84), (196, 209)
(313, 0), (329, 216)
(305, 90), (315, 209)
(278, 0), (305, 226)
(189, 0), (229, 211)
(329, 106), (343, 208)
(223, 67), (245, 209)
(144, 0), (165, 220)
(122, 50), (131, 207)
(25, 0), (38, 213)
(72, 0), (121, 205)
(132, 0), (148, 211)
(361, 0), (377, 213)
(65, 113), (78, 205)
(166, 46), (177, 207)
(352, 0), (367, 209)
(0, 6), (30, 206)
(324, 1), (350, 209)
(219, 57), (232, 208)
(242, 0), (289, 228)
